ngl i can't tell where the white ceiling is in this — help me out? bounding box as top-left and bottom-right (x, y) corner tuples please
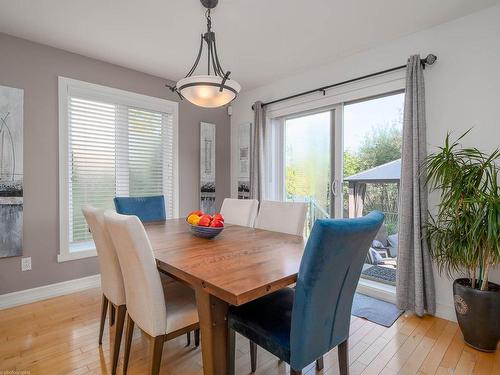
(0, 0), (498, 91)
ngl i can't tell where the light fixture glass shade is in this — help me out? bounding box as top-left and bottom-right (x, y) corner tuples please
(177, 75), (241, 108)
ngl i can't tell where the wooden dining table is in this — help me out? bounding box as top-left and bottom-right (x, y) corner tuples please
(145, 218), (305, 375)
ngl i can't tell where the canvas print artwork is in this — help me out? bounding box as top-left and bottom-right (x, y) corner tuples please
(200, 122), (216, 214)
(0, 85), (23, 258)
(238, 123), (251, 199)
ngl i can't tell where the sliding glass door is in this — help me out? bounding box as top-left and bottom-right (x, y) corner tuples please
(272, 91), (404, 284)
(279, 106), (342, 235)
(342, 92), (404, 285)
(284, 110), (334, 234)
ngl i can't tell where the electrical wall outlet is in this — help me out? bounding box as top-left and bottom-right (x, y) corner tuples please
(21, 257), (32, 271)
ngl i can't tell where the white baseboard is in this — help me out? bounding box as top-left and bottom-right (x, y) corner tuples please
(0, 274), (101, 310)
(435, 302), (457, 322)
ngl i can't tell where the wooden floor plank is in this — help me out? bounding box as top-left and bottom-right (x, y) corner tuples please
(454, 349), (476, 375)
(350, 360), (367, 375)
(398, 335), (435, 375)
(384, 316), (434, 372)
(0, 288), (497, 375)
(473, 352), (495, 375)
(418, 321), (458, 375)
(357, 336), (390, 366)
(361, 333), (410, 375)
(439, 327), (466, 370)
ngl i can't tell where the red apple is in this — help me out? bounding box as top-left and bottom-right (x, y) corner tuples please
(198, 214), (212, 227)
(188, 210), (203, 217)
(212, 213), (224, 222)
(210, 219), (224, 228)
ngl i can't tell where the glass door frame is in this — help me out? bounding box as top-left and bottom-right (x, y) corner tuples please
(332, 103), (344, 219)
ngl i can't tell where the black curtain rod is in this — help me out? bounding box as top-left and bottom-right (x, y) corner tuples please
(252, 54), (437, 110)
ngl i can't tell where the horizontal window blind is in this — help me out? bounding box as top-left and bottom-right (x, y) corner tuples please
(67, 95), (174, 246)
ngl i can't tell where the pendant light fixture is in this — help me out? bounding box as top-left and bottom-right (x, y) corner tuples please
(167, 0), (241, 108)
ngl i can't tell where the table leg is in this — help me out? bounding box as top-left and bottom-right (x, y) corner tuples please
(195, 288), (229, 375)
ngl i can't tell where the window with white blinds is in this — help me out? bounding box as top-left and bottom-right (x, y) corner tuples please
(58, 78), (178, 260)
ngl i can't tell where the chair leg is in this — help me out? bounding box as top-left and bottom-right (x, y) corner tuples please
(111, 305), (126, 375)
(290, 369), (302, 375)
(338, 339), (349, 375)
(123, 314), (135, 375)
(194, 328), (200, 347)
(150, 335), (165, 375)
(109, 303), (116, 327)
(186, 331), (191, 347)
(316, 356), (324, 370)
(99, 294), (109, 345)
(228, 328), (236, 375)
(250, 340), (257, 372)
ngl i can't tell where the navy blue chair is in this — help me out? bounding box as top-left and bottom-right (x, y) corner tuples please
(113, 196), (166, 223)
(228, 211), (384, 375)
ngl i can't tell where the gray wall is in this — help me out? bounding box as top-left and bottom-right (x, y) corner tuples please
(0, 33), (231, 294)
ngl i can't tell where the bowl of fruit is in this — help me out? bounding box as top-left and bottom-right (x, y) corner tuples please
(186, 210), (225, 239)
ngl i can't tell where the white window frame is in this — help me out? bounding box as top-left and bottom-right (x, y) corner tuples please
(264, 69), (405, 211)
(58, 77), (179, 262)
(264, 69), (405, 119)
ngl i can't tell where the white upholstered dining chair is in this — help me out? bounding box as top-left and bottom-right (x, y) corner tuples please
(82, 205), (126, 375)
(220, 198), (259, 227)
(254, 200), (308, 236)
(103, 210), (200, 375)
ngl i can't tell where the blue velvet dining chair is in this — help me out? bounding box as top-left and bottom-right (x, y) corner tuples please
(227, 211), (384, 375)
(113, 195), (166, 223)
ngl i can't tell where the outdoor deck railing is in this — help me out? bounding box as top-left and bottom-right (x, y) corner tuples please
(288, 195), (399, 237)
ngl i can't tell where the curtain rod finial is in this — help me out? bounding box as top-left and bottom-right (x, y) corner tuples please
(424, 54), (437, 65)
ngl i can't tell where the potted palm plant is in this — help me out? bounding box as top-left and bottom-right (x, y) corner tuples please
(425, 130), (500, 352)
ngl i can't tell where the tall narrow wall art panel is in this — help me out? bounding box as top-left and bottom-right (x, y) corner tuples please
(200, 122), (216, 214)
(0, 85), (23, 258)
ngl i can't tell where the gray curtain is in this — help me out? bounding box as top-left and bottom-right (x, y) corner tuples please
(348, 182), (366, 218)
(250, 101), (265, 202)
(396, 55), (436, 316)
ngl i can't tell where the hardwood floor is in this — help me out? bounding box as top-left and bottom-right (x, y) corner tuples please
(0, 288), (498, 375)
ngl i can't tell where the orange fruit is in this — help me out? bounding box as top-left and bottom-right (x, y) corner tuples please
(187, 214), (201, 225)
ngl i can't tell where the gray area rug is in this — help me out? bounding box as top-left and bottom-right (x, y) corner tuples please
(352, 293), (404, 327)
(361, 265), (396, 285)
